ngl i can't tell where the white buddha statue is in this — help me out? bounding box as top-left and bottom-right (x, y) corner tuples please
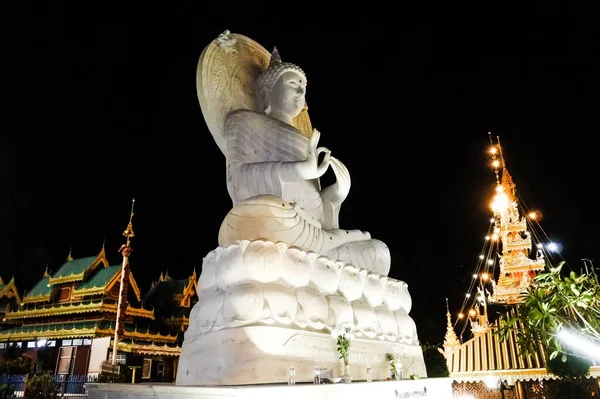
(177, 33), (427, 386)
(219, 48), (391, 276)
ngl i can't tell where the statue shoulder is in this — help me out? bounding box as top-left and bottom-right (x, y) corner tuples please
(226, 109), (265, 125)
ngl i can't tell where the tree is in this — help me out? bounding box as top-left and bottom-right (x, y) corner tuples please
(422, 344), (449, 378)
(497, 261), (600, 378)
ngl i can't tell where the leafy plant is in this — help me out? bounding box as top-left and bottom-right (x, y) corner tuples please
(0, 353), (33, 375)
(385, 353), (399, 379)
(25, 371), (59, 398)
(335, 327), (352, 365)
(0, 384), (13, 399)
(496, 261), (600, 378)
(422, 344), (450, 377)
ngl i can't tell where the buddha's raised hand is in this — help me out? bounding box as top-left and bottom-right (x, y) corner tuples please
(327, 157), (351, 205)
(300, 128), (330, 179)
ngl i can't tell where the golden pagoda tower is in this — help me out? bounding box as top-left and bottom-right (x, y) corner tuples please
(487, 135), (545, 305)
(442, 298), (460, 358)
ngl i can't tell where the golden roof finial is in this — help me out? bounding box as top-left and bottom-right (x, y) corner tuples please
(0, 276), (4, 286)
(159, 271), (164, 282)
(122, 198), (136, 243)
(43, 266), (51, 278)
(67, 246), (73, 262)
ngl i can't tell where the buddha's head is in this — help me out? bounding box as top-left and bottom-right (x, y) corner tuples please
(257, 47), (307, 120)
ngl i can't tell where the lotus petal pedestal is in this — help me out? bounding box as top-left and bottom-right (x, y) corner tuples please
(176, 239), (426, 386)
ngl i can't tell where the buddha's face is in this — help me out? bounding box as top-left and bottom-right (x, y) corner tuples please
(267, 71), (306, 118)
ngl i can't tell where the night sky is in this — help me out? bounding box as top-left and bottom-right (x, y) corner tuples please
(1, 3), (599, 346)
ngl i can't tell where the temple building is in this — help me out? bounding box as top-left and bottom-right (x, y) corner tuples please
(444, 136), (600, 398)
(0, 276), (21, 333)
(0, 242), (197, 381)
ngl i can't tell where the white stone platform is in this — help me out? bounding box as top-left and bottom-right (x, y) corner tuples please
(176, 325), (426, 386)
(86, 378), (453, 399)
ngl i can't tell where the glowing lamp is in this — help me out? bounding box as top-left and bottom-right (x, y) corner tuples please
(491, 188), (509, 212)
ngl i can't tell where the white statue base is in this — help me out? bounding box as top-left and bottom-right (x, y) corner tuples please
(87, 379), (453, 399)
(176, 239), (426, 386)
(176, 326), (426, 385)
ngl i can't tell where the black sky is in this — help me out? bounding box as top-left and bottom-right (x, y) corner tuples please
(1, 2), (599, 346)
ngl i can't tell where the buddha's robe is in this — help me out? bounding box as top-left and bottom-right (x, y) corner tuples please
(219, 109), (390, 276)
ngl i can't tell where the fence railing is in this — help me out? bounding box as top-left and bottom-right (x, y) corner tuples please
(0, 374), (26, 397)
(0, 373), (97, 397)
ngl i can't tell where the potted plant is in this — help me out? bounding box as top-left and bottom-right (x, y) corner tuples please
(335, 327), (353, 382)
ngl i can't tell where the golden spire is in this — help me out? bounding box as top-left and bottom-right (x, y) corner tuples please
(486, 134), (545, 305)
(122, 199), (136, 243)
(0, 276), (4, 285)
(444, 298), (460, 348)
(67, 246), (73, 262)
(43, 266), (51, 278)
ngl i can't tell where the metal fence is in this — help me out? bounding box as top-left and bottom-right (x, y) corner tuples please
(0, 373), (97, 397)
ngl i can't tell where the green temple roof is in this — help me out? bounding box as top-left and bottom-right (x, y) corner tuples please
(23, 277), (54, 303)
(50, 256), (98, 283)
(0, 320), (99, 341)
(75, 265), (120, 291)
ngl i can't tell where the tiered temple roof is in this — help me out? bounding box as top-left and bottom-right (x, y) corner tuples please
(144, 269), (198, 334)
(0, 276), (21, 329)
(0, 247), (187, 356)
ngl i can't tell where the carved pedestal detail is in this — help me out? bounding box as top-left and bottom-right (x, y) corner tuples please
(176, 326), (426, 386)
(177, 239), (425, 386)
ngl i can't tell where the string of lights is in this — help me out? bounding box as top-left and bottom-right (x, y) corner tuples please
(451, 134), (560, 342)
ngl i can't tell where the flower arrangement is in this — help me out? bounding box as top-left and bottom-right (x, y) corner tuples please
(386, 352), (400, 380)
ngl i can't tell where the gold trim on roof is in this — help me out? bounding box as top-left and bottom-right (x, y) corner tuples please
(70, 286), (107, 298)
(451, 366), (600, 383)
(96, 327), (177, 343)
(48, 248), (109, 286)
(4, 301), (154, 320)
(0, 327), (97, 341)
(22, 294), (53, 305)
(116, 341), (181, 356)
(103, 269), (142, 303)
(0, 277), (21, 305)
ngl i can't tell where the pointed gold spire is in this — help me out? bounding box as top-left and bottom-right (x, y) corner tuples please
(122, 198), (136, 243)
(444, 298), (460, 348)
(43, 266), (51, 278)
(67, 247), (73, 262)
(0, 276), (4, 286)
(159, 271), (164, 282)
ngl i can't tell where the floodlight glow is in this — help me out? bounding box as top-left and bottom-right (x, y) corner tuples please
(547, 242), (559, 252)
(557, 329), (600, 361)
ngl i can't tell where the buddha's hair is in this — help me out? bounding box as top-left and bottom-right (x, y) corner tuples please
(256, 47), (306, 111)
